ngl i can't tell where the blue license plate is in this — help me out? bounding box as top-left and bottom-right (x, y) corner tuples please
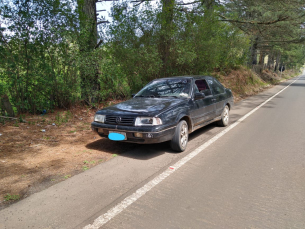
(108, 132), (127, 141)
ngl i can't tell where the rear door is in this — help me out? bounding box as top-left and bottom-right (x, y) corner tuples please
(207, 78), (226, 117)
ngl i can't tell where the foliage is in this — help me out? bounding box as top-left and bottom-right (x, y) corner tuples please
(0, 0), (80, 114)
(106, 1), (250, 91)
(4, 193), (20, 201)
(221, 0), (305, 68)
(281, 44), (305, 69)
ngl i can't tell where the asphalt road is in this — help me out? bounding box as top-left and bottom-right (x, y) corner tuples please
(1, 76), (305, 229)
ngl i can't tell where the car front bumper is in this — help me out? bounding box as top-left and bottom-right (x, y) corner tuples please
(91, 122), (176, 144)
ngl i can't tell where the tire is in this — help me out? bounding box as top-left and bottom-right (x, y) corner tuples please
(217, 105), (230, 127)
(170, 120), (188, 152)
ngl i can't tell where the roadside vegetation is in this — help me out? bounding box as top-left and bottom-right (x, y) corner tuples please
(0, 0), (304, 208)
(1, 0), (305, 115)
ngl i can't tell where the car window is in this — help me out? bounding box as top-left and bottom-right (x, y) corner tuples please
(194, 79), (212, 96)
(207, 79), (225, 95)
(193, 84), (199, 93)
(135, 79), (191, 98)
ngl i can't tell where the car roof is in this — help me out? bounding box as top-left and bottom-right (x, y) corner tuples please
(153, 75), (212, 81)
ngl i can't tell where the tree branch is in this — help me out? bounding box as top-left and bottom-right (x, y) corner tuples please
(264, 37), (305, 44)
(218, 14), (291, 25)
(131, 0), (155, 7)
(97, 20), (110, 25)
(176, 1), (200, 5)
(0, 116), (18, 120)
(96, 0), (119, 2)
(176, 8), (204, 14)
(95, 39), (104, 49)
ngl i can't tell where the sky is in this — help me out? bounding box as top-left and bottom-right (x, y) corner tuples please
(96, 1), (112, 22)
(96, 0), (162, 23)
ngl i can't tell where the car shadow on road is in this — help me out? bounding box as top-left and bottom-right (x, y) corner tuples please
(120, 142), (171, 159)
(85, 138), (170, 160)
(188, 122), (218, 141)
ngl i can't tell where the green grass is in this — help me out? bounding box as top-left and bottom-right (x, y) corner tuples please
(55, 111), (73, 126)
(63, 175), (71, 179)
(83, 166), (89, 171)
(4, 194), (20, 201)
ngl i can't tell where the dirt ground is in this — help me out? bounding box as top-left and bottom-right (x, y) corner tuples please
(0, 69), (297, 210)
(0, 103), (138, 210)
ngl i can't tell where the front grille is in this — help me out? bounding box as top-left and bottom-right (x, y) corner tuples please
(105, 116), (135, 126)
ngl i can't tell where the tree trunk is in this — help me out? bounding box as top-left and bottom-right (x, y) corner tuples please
(267, 52), (274, 70)
(258, 51), (264, 65)
(1, 94), (15, 117)
(77, 0), (98, 51)
(249, 36), (259, 66)
(77, 0), (100, 103)
(159, 0), (175, 77)
(274, 51), (281, 72)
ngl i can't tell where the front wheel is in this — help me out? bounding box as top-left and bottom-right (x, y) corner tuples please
(170, 120), (188, 152)
(217, 105), (230, 127)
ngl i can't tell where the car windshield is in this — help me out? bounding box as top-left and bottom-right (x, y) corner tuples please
(135, 79), (191, 98)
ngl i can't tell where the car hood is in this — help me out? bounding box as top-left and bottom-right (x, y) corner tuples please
(99, 97), (186, 116)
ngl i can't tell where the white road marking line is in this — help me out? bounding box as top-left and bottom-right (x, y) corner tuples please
(83, 77), (300, 229)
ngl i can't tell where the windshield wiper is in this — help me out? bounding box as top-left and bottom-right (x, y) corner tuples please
(161, 95), (179, 98)
(135, 95), (159, 98)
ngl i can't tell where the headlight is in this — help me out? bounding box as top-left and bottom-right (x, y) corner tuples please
(135, 117), (162, 126)
(94, 114), (106, 123)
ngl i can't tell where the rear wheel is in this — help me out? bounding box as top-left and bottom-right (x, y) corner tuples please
(170, 120), (188, 152)
(217, 105), (230, 127)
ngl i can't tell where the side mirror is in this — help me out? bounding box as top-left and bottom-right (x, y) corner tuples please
(194, 92), (205, 100)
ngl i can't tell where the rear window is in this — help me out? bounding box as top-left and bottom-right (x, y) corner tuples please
(208, 79), (225, 95)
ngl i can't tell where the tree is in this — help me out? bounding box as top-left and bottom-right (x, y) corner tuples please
(220, 0), (305, 69)
(0, 0), (80, 114)
(76, 0), (114, 104)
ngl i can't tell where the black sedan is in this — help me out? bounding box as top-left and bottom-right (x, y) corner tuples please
(91, 76), (234, 151)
